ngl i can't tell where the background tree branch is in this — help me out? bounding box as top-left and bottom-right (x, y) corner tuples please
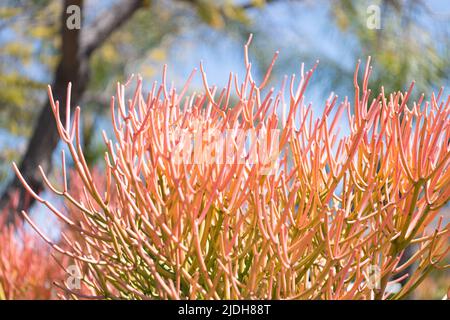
(81, 0), (145, 57)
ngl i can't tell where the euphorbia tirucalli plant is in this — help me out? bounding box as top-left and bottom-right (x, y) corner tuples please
(13, 38), (449, 300)
(0, 194), (64, 299)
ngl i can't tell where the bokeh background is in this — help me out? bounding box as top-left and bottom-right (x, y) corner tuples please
(0, 0), (448, 299)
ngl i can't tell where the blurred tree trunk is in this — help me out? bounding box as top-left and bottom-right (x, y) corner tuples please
(0, 0), (144, 223)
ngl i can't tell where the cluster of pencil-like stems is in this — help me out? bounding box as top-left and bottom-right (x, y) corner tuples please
(14, 39), (449, 299)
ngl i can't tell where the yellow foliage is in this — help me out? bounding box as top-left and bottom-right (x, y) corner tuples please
(1, 42), (33, 63)
(250, 0), (265, 8)
(29, 25), (56, 39)
(140, 64), (156, 78)
(100, 44), (119, 62)
(223, 3), (250, 25)
(196, 0), (224, 28)
(149, 48), (166, 62)
(334, 7), (350, 30)
(0, 7), (21, 19)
